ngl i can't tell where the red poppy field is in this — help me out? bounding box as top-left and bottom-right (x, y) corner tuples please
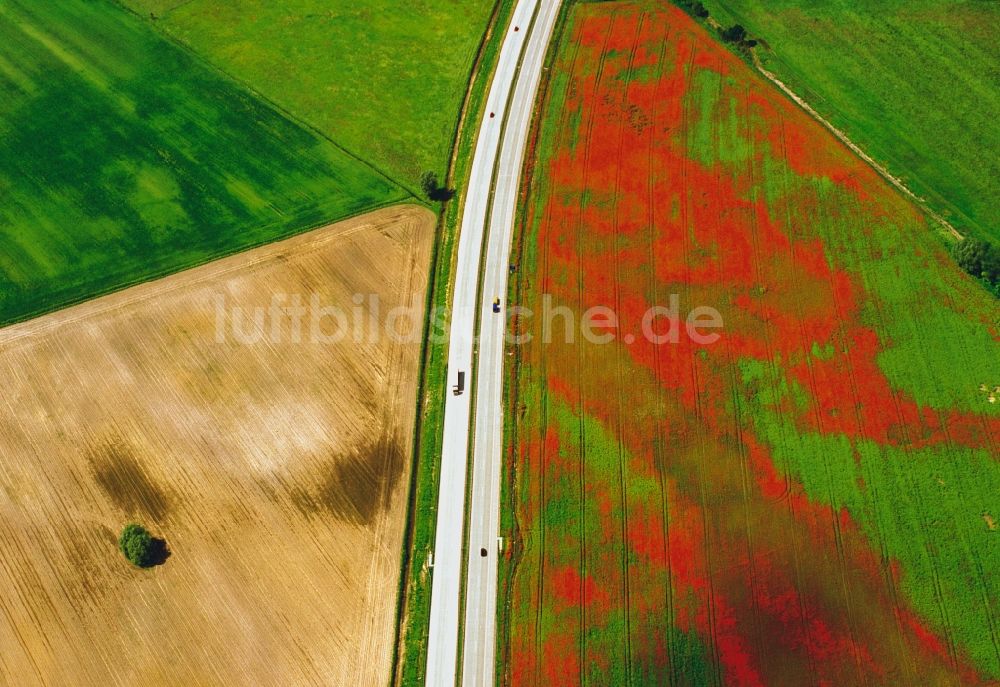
(501, 2), (1000, 685)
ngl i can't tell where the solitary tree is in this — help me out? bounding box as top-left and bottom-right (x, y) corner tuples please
(953, 238), (1000, 295)
(420, 171), (456, 202)
(118, 523), (159, 568)
(420, 171), (440, 198)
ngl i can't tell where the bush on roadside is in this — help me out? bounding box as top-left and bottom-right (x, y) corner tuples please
(720, 24), (747, 43)
(420, 171), (456, 202)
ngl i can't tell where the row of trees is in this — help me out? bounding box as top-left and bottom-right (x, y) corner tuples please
(675, 0), (709, 19)
(719, 24), (758, 50)
(954, 238), (1000, 295)
(674, 1), (757, 51)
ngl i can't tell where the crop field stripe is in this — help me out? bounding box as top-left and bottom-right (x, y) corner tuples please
(922, 321), (1000, 670)
(823, 142), (969, 677)
(651, 28), (698, 685)
(726, 77), (765, 670)
(531, 84), (556, 687)
(778, 109), (863, 677)
(803, 115), (881, 669)
(582, 13), (626, 682)
(859, 261), (953, 672)
(679, 42), (731, 685)
(698, 50), (727, 685)
(563, 13), (611, 685)
(609, 14), (649, 685)
(810, 101), (915, 679)
(360, 225), (420, 673)
(644, 28), (679, 687)
(765, 114), (842, 679)
(637, 19), (693, 687)
(532, 13), (591, 684)
(774, 99), (853, 678)
(562, 32), (586, 687)
(530, 27), (583, 682)
(805, 189), (869, 678)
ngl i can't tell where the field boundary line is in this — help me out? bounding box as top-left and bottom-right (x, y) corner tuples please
(110, 0), (421, 200)
(747, 51), (964, 242)
(672, 0), (965, 242)
(0, 204), (426, 348)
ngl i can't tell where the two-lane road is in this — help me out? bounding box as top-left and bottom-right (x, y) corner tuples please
(424, 2), (562, 686)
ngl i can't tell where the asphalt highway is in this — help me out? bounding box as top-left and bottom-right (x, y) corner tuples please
(423, 2), (563, 686)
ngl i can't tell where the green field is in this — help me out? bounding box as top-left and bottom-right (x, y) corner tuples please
(0, 0), (407, 326)
(704, 0), (1000, 243)
(122, 0), (497, 188)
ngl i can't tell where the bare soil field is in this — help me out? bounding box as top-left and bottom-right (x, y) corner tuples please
(0, 205), (435, 686)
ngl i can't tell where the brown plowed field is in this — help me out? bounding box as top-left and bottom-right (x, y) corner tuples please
(0, 204), (434, 686)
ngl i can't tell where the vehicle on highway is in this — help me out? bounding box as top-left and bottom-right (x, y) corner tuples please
(453, 370), (465, 396)
(424, 4), (563, 685)
(492, 297), (501, 313)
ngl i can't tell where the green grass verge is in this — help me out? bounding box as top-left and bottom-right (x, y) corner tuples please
(0, 0), (408, 327)
(393, 3), (516, 684)
(122, 0), (498, 189)
(702, 0), (1000, 243)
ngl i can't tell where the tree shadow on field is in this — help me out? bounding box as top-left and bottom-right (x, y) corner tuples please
(145, 537), (171, 567)
(420, 171), (456, 203)
(428, 186), (456, 202)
